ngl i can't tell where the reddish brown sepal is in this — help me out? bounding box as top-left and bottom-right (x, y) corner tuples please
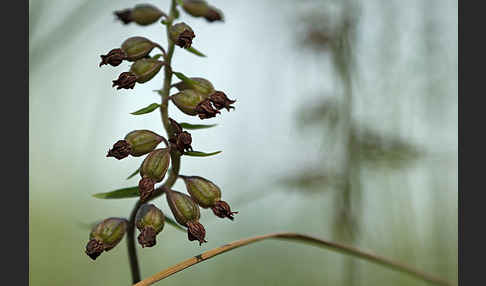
(195, 99), (220, 119)
(205, 8), (224, 22)
(176, 30), (195, 49)
(114, 9), (132, 24)
(99, 48), (127, 67)
(85, 239), (104, 260)
(212, 200), (238, 220)
(112, 72), (137, 89)
(187, 221), (207, 245)
(138, 177), (155, 201)
(106, 140), (131, 160)
(209, 91), (236, 111)
(137, 226), (157, 248)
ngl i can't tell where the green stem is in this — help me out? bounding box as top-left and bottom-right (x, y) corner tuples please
(127, 0), (180, 283)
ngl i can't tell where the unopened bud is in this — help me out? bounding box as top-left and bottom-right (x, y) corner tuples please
(196, 98), (220, 119)
(115, 5), (165, 26)
(209, 91), (236, 111)
(99, 48), (127, 67)
(121, 37), (158, 61)
(182, 0), (224, 23)
(182, 175), (237, 220)
(131, 4), (165, 26)
(169, 22), (195, 49)
(85, 218), (127, 260)
(138, 148), (171, 200)
(166, 190), (207, 245)
(135, 204), (165, 247)
(125, 130), (165, 156)
(130, 58), (164, 83)
(112, 72), (137, 89)
(171, 89), (208, 116)
(174, 77), (215, 96)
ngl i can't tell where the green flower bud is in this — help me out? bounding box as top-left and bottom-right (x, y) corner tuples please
(107, 130), (165, 159)
(174, 77), (215, 96)
(131, 4), (165, 26)
(135, 204), (165, 247)
(121, 36), (157, 61)
(85, 218), (127, 260)
(139, 148), (171, 201)
(169, 22), (195, 49)
(181, 175), (238, 220)
(125, 130), (165, 156)
(130, 58), (164, 83)
(171, 89), (208, 116)
(166, 190), (207, 245)
(182, 0), (224, 22)
(115, 5), (165, 26)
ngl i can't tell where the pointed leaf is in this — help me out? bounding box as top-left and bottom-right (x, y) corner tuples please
(185, 46), (206, 57)
(179, 122), (217, 130)
(131, 103), (161, 115)
(92, 186), (139, 199)
(152, 54), (163, 60)
(173, 72), (198, 88)
(184, 150), (222, 157)
(165, 217), (186, 232)
(126, 167), (140, 180)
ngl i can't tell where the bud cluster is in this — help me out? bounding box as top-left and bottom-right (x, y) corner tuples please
(88, 1), (239, 263)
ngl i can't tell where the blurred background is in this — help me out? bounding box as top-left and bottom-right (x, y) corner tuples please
(29, 0), (457, 285)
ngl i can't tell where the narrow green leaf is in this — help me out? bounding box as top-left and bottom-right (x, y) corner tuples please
(184, 151), (222, 157)
(126, 167), (140, 180)
(165, 217), (185, 232)
(185, 46), (206, 57)
(179, 122), (217, 130)
(152, 54), (163, 60)
(173, 72), (198, 88)
(131, 103), (161, 115)
(92, 186), (139, 199)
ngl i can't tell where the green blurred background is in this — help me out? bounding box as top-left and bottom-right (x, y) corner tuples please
(29, 0), (457, 285)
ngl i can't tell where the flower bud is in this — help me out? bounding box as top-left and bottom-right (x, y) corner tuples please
(121, 37), (158, 61)
(112, 72), (137, 89)
(209, 91), (236, 111)
(131, 4), (164, 26)
(168, 118), (193, 153)
(181, 176), (238, 220)
(125, 130), (165, 156)
(171, 89), (208, 116)
(166, 190), (207, 245)
(115, 4), (165, 26)
(99, 48), (127, 67)
(85, 218), (127, 260)
(169, 22), (195, 49)
(135, 204), (165, 247)
(107, 130), (164, 160)
(139, 148), (171, 200)
(182, 0), (224, 22)
(174, 77), (215, 96)
(130, 58), (164, 83)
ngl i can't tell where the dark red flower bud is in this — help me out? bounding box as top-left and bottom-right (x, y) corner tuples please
(204, 8), (224, 22)
(99, 48), (127, 67)
(112, 72), (137, 89)
(114, 9), (132, 24)
(106, 140), (132, 160)
(169, 23), (195, 49)
(168, 118), (183, 141)
(212, 200), (238, 220)
(196, 99), (220, 119)
(166, 190), (207, 245)
(187, 221), (207, 245)
(209, 91), (236, 111)
(85, 218), (127, 260)
(138, 177), (156, 201)
(135, 204), (165, 247)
